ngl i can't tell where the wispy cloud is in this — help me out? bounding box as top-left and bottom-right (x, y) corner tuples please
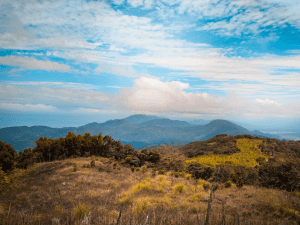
(0, 82), (110, 111)
(0, 56), (72, 72)
(0, 103), (57, 112)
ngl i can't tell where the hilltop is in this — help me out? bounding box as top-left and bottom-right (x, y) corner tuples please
(0, 133), (299, 224)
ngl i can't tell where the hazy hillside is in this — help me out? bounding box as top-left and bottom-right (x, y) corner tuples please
(188, 119), (210, 125)
(122, 114), (162, 124)
(140, 118), (192, 127)
(0, 115), (280, 152)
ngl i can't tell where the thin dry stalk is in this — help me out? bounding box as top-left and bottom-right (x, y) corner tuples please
(116, 208), (122, 225)
(205, 184), (215, 225)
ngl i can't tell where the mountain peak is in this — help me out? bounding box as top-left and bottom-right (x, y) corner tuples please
(122, 114), (163, 124)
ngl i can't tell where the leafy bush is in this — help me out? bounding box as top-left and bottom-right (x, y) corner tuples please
(148, 149), (160, 163)
(0, 141), (17, 172)
(259, 159), (300, 191)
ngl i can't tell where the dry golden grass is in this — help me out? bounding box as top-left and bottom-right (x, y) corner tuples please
(0, 157), (299, 224)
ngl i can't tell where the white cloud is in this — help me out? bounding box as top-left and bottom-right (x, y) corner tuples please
(127, 0), (144, 7)
(116, 76), (300, 118)
(0, 0), (299, 108)
(0, 103), (57, 112)
(253, 98), (281, 106)
(175, 0), (300, 36)
(112, 0), (125, 5)
(144, 0), (154, 9)
(0, 33), (102, 50)
(77, 108), (118, 114)
(1, 78), (299, 119)
(0, 82), (110, 111)
(4, 81), (100, 90)
(0, 56), (71, 72)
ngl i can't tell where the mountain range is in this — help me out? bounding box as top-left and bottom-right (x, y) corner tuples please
(0, 114), (280, 151)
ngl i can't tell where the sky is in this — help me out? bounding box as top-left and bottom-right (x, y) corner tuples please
(0, 0), (300, 130)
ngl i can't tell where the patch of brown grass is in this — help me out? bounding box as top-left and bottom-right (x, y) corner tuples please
(0, 157), (299, 224)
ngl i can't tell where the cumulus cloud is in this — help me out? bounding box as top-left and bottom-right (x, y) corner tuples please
(1, 78), (299, 118)
(116, 77), (300, 118)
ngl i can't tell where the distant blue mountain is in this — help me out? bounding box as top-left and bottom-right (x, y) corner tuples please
(0, 114), (280, 151)
(188, 119), (210, 126)
(140, 118), (192, 127)
(122, 114), (162, 124)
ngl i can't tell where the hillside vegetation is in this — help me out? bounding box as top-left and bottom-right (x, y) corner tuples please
(186, 138), (267, 167)
(0, 133), (300, 224)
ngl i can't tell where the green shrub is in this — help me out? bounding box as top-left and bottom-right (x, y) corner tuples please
(131, 165), (135, 172)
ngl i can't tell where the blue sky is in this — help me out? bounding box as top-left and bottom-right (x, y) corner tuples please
(0, 0), (300, 129)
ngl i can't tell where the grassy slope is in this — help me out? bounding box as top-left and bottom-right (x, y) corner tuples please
(186, 138), (268, 167)
(0, 156), (300, 224)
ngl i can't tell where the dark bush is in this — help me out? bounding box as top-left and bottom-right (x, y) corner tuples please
(224, 181), (232, 188)
(148, 149), (160, 163)
(203, 183), (211, 191)
(0, 141), (17, 172)
(259, 160), (300, 191)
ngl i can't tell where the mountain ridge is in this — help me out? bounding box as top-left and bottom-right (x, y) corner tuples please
(0, 114), (280, 151)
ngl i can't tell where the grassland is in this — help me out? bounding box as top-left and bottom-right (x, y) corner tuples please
(0, 155), (299, 224)
(186, 138), (268, 167)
